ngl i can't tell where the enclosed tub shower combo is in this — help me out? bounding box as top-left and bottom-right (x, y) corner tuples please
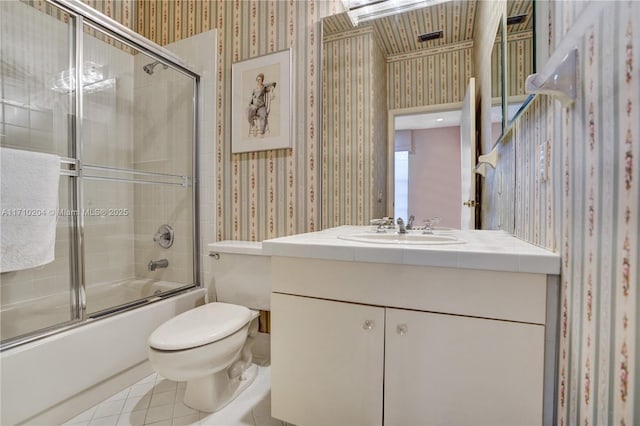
(0, 0), (205, 423)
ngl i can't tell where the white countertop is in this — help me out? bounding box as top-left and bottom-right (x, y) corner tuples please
(262, 226), (561, 274)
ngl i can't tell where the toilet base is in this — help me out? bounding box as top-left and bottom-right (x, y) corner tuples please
(183, 363), (259, 412)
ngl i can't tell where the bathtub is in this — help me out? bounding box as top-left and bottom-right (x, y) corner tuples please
(1, 285), (206, 425)
(1, 278), (187, 341)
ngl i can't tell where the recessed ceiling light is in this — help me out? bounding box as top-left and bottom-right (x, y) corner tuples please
(435, 117), (445, 122)
(343, 0), (452, 26)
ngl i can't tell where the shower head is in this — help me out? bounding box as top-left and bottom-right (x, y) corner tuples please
(143, 61), (168, 75)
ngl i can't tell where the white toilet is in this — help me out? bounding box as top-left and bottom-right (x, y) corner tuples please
(148, 241), (270, 413)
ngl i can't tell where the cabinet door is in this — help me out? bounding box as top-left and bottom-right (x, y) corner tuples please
(384, 308), (545, 426)
(271, 293), (385, 426)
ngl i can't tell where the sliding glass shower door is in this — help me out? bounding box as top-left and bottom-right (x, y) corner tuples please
(0, 0), (78, 341)
(0, 0), (200, 348)
(80, 23), (196, 317)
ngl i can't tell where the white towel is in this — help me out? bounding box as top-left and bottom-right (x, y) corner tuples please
(1, 147), (60, 272)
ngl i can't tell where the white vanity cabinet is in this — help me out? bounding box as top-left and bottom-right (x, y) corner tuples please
(384, 308), (544, 426)
(269, 255), (557, 426)
(271, 294), (385, 425)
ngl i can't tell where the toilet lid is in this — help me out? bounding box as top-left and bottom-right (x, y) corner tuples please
(148, 303), (252, 350)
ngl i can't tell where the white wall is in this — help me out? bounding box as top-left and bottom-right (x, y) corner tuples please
(132, 30), (216, 291)
(165, 30), (217, 295)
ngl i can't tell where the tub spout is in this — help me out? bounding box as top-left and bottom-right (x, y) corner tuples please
(148, 259), (169, 271)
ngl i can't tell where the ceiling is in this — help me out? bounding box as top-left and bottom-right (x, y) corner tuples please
(506, 0), (534, 35)
(323, 0), (533, 58)
(395, 110), (461, 130)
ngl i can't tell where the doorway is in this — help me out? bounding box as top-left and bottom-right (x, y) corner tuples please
(388, 104), (466, 229)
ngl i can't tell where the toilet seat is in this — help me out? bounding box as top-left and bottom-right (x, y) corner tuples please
(149, 302), (252, 351)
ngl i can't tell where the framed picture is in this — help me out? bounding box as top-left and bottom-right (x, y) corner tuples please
(232, 49), (292, 153)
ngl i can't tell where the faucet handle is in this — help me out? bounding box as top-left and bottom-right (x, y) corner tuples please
(370, 218), (389, 232)
(407, 215), (415, 229)
(370, 217), (395, 229)
(423, 217), (441, 234)
(153, 224), (174, 248)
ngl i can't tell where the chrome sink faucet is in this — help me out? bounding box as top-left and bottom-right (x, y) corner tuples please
(396, 217), (407, 234)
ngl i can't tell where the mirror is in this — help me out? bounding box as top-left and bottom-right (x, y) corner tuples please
(491, 17), (506, 145)
(320, 0), (532, 229)
(505, 0), (535, 124)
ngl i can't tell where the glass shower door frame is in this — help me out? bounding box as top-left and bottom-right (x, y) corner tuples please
(1, 0), (200, 351)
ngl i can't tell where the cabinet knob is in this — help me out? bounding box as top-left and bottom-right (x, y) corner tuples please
(396, 324), (408, 335)
(363, 320), (374, 330)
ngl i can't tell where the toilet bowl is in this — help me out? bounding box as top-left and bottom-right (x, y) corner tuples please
(148, 303), (259, 412)
(147, 241), (270, 413)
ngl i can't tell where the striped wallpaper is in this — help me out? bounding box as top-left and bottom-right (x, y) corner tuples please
(489, 1), (639, 425)
(321, 28), (387, 227)
(135, 0), (340, 240)
(135, 0), (213, 44)
(387, 42), (472, 110)
(506, 31), (534, 97)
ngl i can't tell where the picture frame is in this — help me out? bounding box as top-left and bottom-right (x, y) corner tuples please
(231, 49), (292, 153)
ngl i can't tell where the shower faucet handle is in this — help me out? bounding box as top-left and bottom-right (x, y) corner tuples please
(154, 231), (170, 242)
(153, 224), (174, 248)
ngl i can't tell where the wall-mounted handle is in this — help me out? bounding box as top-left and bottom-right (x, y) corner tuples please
(396, 324), (408, 335)
(363, 320), (374, 330)
(153, 224), (174, 249)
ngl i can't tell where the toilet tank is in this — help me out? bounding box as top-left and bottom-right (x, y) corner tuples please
(208, 241), (270, 310)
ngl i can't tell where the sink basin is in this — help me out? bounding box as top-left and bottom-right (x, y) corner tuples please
(338, 232), (465, 245)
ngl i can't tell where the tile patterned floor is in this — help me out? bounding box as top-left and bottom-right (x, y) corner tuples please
(62, 365), (283, 426)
